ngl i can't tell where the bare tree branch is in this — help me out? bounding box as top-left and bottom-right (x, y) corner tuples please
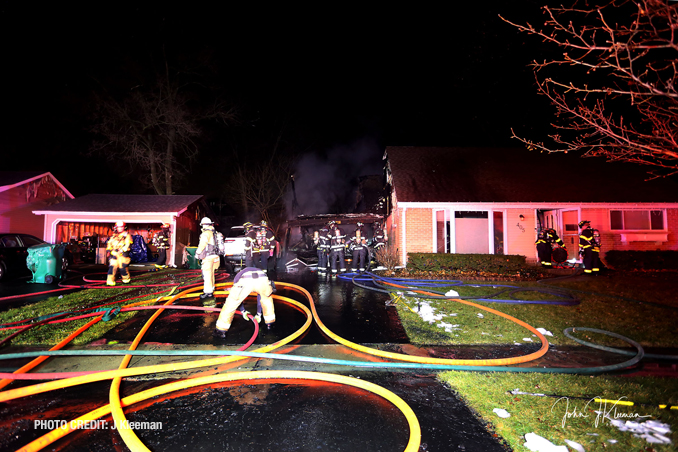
(500, 0), (678, 179)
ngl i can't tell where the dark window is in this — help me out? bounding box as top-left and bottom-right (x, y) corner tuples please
(20, 235), (44, 247)
(610, 210), (665, 230)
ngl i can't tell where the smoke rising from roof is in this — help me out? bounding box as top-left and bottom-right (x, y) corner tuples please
(286, 138), (383, 217)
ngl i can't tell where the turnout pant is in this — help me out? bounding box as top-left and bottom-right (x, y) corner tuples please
(216, 276), (275, 331)
(107, 254), (131, 284)
(352, 248), (367, 272)
(329, 249), (346, 274)
(536, 242), (552, 266)
(201, 255), (221, 294)
(582, 248), (600, 274)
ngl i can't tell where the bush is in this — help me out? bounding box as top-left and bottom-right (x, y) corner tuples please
(407, 253), (527, 274)
(604, 250), (678, 271)
(374, 246), (399, 272)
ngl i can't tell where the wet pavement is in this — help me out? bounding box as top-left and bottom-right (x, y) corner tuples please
(2, 266), (676, 451)
(0, 267), (514, 451)
(0, 372), (507, 452)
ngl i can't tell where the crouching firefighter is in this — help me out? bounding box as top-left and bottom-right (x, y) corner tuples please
(196, 217), (220, 301)
(213, 267), (276, 338)
(106, 221), (133, 286)
(535, 228), (565, 268)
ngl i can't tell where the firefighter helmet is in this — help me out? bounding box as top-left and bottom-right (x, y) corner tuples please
(114, 221), (125, 229)
(356, 222), (364, 228)
(200, 217), (213, 226)
(260, 220), (267, 227)
(578, 220), (591, 228)
(243, 222), (253, 230)
(161, 223), (170, 229)
(327, 220), (336, 227)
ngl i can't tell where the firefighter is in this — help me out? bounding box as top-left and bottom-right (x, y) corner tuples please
(578, 220), (601, 275)
(314, 223), (330, 274)
(196, 217), (220, 301)
(243, 222), (256, 267)
(252, 221), (272, 273)
(213, 267), (276, 338)
(152, 223), (171, 270)
(373, 222), (387, 249)
(349, 223), (368, 273)
(106, 221), (133, 286)
(328, 221), (347, 275)
(535, 228), (565, 267)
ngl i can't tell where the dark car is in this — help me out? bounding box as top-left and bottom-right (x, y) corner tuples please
(0, 233), (68, 281)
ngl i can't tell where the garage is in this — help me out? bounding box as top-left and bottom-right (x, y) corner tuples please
(33, 194), (214, 267)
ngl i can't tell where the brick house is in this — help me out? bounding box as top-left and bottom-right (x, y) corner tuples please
(33, 194), (214, 267)
(384, 147), (678, 265)
(0, 171), (73, 239)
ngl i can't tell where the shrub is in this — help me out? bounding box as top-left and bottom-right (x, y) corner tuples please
(604, 250), (678, 271)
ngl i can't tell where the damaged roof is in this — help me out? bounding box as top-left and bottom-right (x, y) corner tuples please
(385, 146), (678, 203)
(32, 194), (205, 213)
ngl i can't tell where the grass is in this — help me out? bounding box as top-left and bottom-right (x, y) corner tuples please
(391, 270), (678, 348)
(439, 371), (678, 451)
(385, 269), (678, 450)
(0, 269), (202, 346)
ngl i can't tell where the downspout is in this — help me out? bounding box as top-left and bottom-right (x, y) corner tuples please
(171, 217), (178, 267)
(401, 208), (407, 265)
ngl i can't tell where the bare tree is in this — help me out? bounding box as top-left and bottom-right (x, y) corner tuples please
(501, 0), (678, 178)
(91, 61), (236, 194)
(223, 134), (296, 231)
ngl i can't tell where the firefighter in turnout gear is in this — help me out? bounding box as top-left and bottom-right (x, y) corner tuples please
(243, 222), (256, 267)
(213, 267), (276, 338)
(106, 221), (133, 286)
(349, 223), (368, 273)
(578, 220), (601, 275)
(252, 221), (275, 273)
(535, 228), (565, 267)
(372, 222), (387, 249)
(314, 223), (330, 275)
(152, 223), (171, 270)
(196, 217), (220, 302)
(328, 221), (347, 275)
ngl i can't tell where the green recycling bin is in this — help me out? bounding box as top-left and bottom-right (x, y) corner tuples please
(26, 243), (67, 284)
(184, 247), (201, 269)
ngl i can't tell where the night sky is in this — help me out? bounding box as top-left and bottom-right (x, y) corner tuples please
(2, 2), (553, 210)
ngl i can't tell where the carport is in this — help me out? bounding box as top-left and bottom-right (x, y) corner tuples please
(32, 194), (214, 267)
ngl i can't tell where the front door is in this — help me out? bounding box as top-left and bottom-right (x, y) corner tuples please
(561, 210), (579, 260)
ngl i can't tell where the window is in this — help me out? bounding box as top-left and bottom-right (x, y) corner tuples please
(20, 235), (44, 247)
(610, 210), (665, 230)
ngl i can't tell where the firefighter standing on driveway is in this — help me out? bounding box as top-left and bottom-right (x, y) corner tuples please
(197, 217), (220, 301)
(106, 221), (133, 286)
(328, 221), (347, 275)
(152, 223), (171, 270)
(372, 222), (387, 249)
(213, 267), (276, 338)
(252, 221), (272, 273)
(349, 222), (368, 273)
(314, 223), (330, 275)
(243, 222), (256, 267)
(578, 220), (601, 275)
(535, 228), (565, 268)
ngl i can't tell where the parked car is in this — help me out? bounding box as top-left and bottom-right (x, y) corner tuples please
(221, 226), (248, 272)
(0, 233), (69, 281)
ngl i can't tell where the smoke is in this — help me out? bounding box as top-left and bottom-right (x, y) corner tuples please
(286, 137), (383, 217)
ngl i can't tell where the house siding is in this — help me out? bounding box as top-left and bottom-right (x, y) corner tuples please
(389, 205), (678, 266)
(0, 175), (70, 239)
